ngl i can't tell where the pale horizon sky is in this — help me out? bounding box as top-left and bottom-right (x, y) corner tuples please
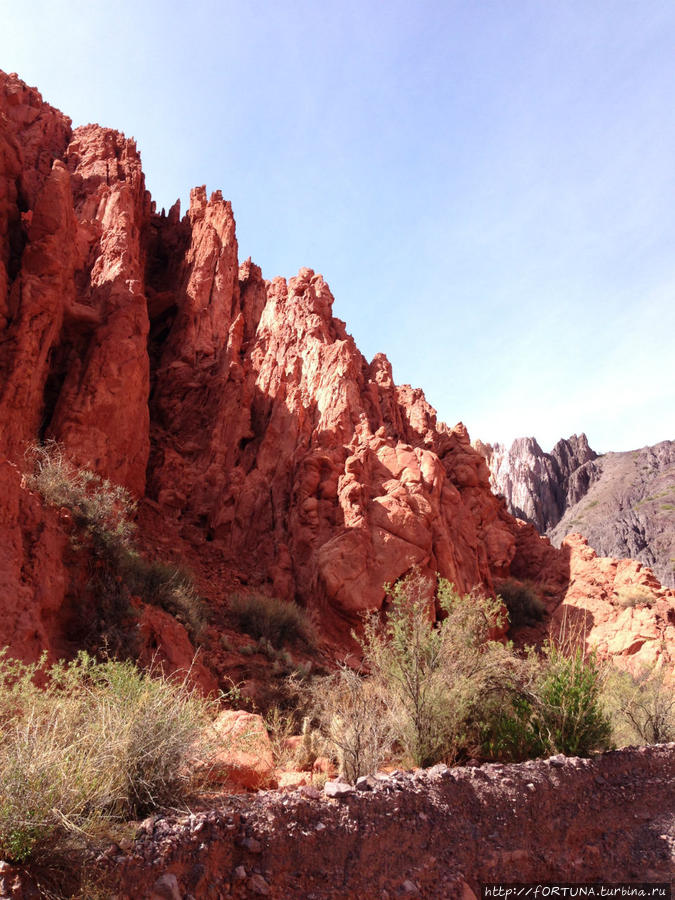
(2, 0), (674, 454)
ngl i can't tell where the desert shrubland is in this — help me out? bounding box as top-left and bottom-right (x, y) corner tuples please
(0, 651), (215, 864)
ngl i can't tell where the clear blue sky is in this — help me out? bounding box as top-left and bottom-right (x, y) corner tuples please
(2, 0), (674, 452)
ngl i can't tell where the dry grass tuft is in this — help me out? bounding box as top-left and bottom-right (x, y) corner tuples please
(0, 650), (216, 865)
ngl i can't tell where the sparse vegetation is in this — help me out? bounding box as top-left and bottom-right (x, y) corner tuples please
(26, 442), (207, 650)
(310, 667), (394, 781)
(264, 706), (299, 767)
(615, 585), (655, 609)
(603, 662), (675, 745)
(320, 572), (614, 770)
(357, 573), (519, 767)
(26, 441), (136, 553)
(120, 554), (206, 641)
(496, 578), (546, 628)
(228, 592), (316, 650)
(0, 650), (215, 865)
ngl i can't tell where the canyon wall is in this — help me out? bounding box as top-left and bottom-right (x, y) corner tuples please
(1, 70), (674, 679)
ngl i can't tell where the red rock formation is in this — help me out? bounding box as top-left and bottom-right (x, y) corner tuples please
(149, 245), (519, 626)
(551, 533), (675, 675)
(0, 459), (72, 663)
(0, 73), (150, 494)
(0, 69), (673, 683)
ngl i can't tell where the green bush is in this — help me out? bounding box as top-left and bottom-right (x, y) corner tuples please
(496, 578), (546, 627)
(360, 572), (515, 767)
(0, 650), (215, 864)
(228, 592), (315, 650)
(523, 641), (612, 756)
(356, 572), (612, 767)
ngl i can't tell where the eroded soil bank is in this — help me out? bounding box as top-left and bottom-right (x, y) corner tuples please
(4, 745), (673, 899)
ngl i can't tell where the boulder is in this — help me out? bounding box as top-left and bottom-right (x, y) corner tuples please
(210, 709), (277, 790)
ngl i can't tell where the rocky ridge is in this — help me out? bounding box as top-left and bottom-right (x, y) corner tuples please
(1, 68), (675, 898)
(0, 69), (674, 683)
(3, 744), (674, 898)
(478, 435), (675, 588)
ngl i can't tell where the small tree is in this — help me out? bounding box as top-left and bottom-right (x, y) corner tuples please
(360, 572), (513, 767)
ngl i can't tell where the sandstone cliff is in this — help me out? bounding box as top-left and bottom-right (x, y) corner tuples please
(1, 70), (674, 681)
(478, 434), (675, 588)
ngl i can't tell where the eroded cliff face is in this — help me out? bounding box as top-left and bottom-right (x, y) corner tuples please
(1, 70), (674, 680)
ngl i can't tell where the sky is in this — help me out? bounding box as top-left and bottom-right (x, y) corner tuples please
(2, 0), (674, 453)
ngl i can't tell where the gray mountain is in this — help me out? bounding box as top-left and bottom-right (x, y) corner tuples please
(476, 435), (675, 587)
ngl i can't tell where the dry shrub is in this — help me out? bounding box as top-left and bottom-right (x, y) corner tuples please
(603, 662), (675, 745)
(310, 667), (393, 782)
(26, 442), (207, 649)
(120, 554), (206, 641)
(354, 573), (611, 766)
(0, 650), (215, 864)
(26, 441), (135, 552)
(615, 585), (655, 609)
(228, 592), (316, 650)
(264, 706), (299, 767)
(359, 573), (517, 767)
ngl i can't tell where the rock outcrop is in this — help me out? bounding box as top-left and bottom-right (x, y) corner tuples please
(0, 70), (521, 642)
(478, 434), (675, 588)
(1, 69), (674, 683)
(549, 441), (675, 589)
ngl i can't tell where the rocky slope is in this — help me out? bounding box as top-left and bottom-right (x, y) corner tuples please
(4, 744), (674, 897)
(549, 441), (675, 589)
(478, 435), (675, 588)
(0, 68), (674, 684)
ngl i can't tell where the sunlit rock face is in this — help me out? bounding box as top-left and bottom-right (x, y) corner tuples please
(1, 69), (673, 678)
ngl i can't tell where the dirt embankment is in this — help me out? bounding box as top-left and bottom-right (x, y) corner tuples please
(4, 745), (673, 899)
